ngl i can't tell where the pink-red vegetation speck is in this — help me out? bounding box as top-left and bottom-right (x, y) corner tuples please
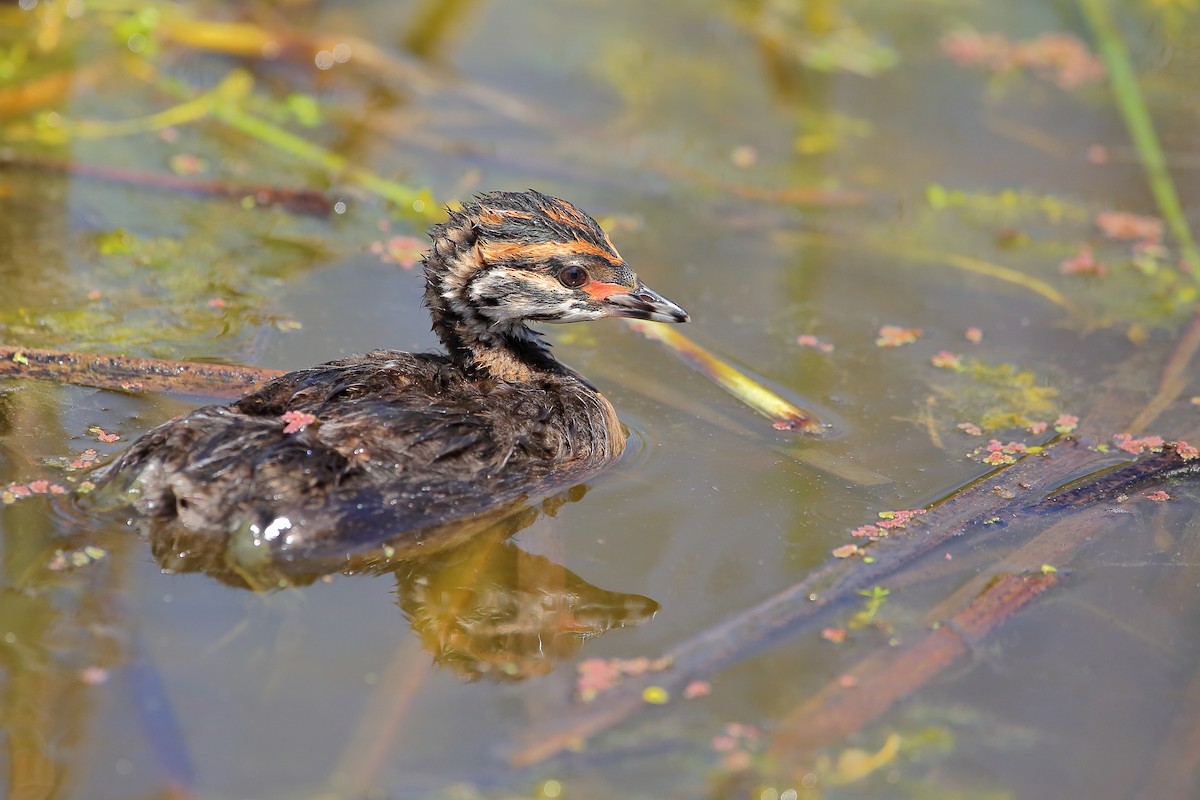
(1176, 441), (1199, 461)
(1027, 421), (1049, 435)
(965, 327), (983, 344)
(877, 509), (926, 528)
(88, 426), (121, 444)
(79, 666), (110, 686)
(973, 439), (1028, 465)
(711, 734), (738, 753)
(958, 422), (984, 436)
(710, 722), (761, 772)
(575, 655), (673, 703)
(3, 480), (69, 504)
(939, 30), (1104, 88)
(841, 509), (926, 556)
(1060, 245), (1105, 276)
(821, 627), (848, 644)
(1087, 144), (1109, 165)
(1113, 433), (1166, 455)
(849, 509), (926, 541)
(168, 153), (206, 176)
(796, 334), (835, 353)
(1054, 414), (1079, 433)
(1096, 211), (1163, 244)
(281, 410), (317, 434)
(1146, 490), (1170, 502)
(722, 752), (751, 771)
(940, 30), (1020, 69)
(876, 325), (923, 348)
(683, 680), (712, 699)
(931, 351), (963, 370)
(370, 235), (427, 269)
(576, 658), (622, 702)
(66, 449), (100, 470)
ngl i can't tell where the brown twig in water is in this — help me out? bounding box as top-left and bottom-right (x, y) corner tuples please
(328, 531), (503, 794)
(1139, 660), (1200, 800)
(0, 155), (336, 217)
(327, 639), (431, 797)
(770, 466), (1195, 763)
(1136, 503), (1200, 800)
(770, 569), (1061, 762)
(1026, 441), (1200, 513)
(0, 346), (282, 399)
(1128, 307), (1200, 433)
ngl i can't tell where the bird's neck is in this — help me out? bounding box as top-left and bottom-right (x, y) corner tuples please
(431, 305), (563, 383)
(423, 245), (565, 383)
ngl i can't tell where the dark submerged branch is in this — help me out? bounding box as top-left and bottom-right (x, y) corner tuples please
(0, 346), (283, 399)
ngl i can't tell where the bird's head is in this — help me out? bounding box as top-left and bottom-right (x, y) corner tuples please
(424, 190), (688, 340)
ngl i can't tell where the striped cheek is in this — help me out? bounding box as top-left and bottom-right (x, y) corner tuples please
(468, 271), (606, 325)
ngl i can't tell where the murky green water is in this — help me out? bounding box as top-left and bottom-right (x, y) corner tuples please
(2, 1), (1200, 798)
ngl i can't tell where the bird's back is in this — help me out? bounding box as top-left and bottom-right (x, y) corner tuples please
(95, 349), (625, 562)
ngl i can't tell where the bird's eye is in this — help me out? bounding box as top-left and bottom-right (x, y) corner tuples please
(558, 265), (590, 289)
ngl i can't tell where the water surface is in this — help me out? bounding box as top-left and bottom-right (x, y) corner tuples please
(1, 1), (1199, 798)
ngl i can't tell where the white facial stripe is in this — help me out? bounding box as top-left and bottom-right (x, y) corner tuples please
(466, 270), (594, 324)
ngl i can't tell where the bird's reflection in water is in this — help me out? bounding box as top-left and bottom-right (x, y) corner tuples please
(139, 485), (659, 681)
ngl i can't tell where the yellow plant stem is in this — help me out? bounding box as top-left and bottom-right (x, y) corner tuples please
(625, 320), (822, 434)
(926, 252), (1068, 309)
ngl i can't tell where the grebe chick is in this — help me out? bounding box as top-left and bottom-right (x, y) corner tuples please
(95, 190), (688, 563)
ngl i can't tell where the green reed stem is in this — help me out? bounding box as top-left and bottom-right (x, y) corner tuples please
(212, 103), (439, 220)
(1078, 0), (1200, 274)
(154, 69), (441, 221)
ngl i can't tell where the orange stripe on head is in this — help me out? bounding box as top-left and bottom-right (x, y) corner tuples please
(477, 208), (535, 226)
(542, 200), (590, 229)
(477, 238), (623, 266)
(544, 199), (624, 261)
